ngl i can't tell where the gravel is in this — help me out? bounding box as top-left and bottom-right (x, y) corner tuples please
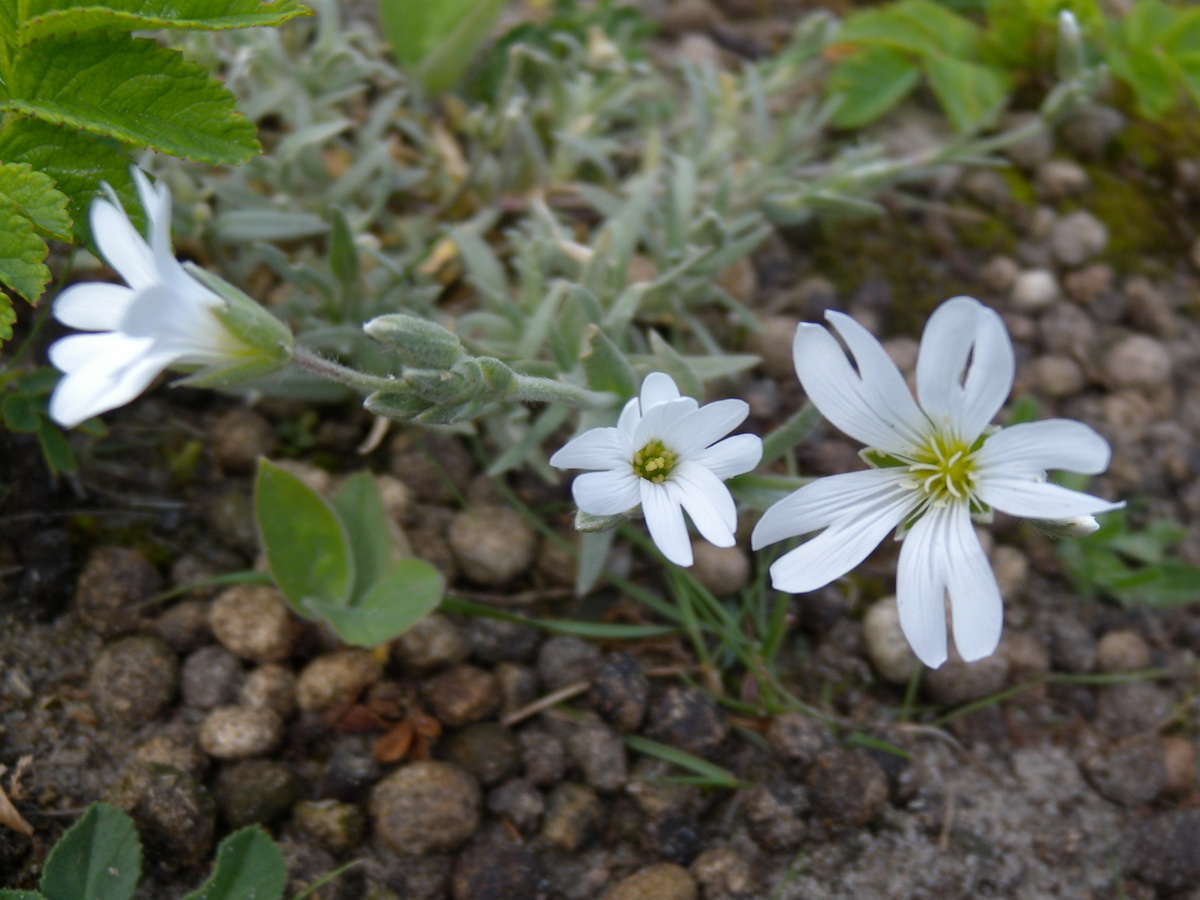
(369, 761), (482, 855)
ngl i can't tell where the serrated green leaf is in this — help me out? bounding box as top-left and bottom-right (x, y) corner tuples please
(40, 803), (141, 900)
(36, 417), (76, 475)
(331, 472), (398, 602)
(0, 892), (47, 900)
(4, 35), (260, 164)
(836, 0), (978, 58)
(0, 0), (17, 46)
(829, 46), (922, 129)
(0, 297), (15, 342)
(305, 557), (444, 647)
(0, 198), (50, 303)
(0, 161), (71, 240)
(924, 55), (1011, 133)
(1109, 45), (1176, 119)
(181, 826), (286, 900)
(19, 0), (310, 45)
(254, 459), (353, 613)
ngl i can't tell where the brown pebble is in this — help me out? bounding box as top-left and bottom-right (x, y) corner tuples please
(239, 663), (297, 719)
(209, 584), (297, 664)
(1082, 736), (1167, 806)
(447, 506), (538, 586)
(75, 546), (161, 638)
(153, 599), (212, 653)
(924, 653), (1010, 706)
(209, 408), (277, 474)
(369, 761), (481, 855)
(423, 665), (500, 727)
(602, 863), (697, 900)
(392, 612), (469, 671)
(542, 782), (605, 852)
(296, 649), (383, 713)
(452, 844), (543, 900)
(1162, 736), (1196, 794)
(590, 652), (649, 733)
(688, 541), (750, 596)
(90, 635), (179, 726)
(806, 749), (889, 827)
(1096, 629), (1152, 672)
(199, 705), (284, 759)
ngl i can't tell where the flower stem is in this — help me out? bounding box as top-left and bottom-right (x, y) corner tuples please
(291, 347), (399, 394)
(511, 373), (616, 410)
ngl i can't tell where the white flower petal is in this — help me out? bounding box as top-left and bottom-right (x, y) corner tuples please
(121, 283), (234, 364)
(692, 433), (762, 480)
(640, 371), (681, 409)
(48, 338), (171, 428)
(616, 396), (641, 438)
(976, 419), (1112, 477)
(752, 468), (912, 549)
(895, 506), (951, 668)
(133, 169), (174, 269)
(641, 480), (692, 566)
(974, 476), (1125, 519)
(669, 461), (736, 547)
(941, 503), (1003, 662)
(672, 399), (749, 455)
(53, 282), (136, 331)
(48, 332), (148, 374)
(572, 469), (640, 516)
(90, 197), (157, 291)
(550, 426), (629, 470)
(632, 396), (698, 448)
(793, 320), (924, 456)
(766, 487), (913, 593)
(915, 296), (1014, 441)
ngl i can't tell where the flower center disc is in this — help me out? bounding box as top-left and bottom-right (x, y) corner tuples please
(907, 433), (978, 504)
(632, 439), (677, 483)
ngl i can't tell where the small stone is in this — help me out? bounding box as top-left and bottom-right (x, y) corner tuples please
(1095, 682), (1171, 738)
(464, 616), (540, 664)
(1125, 809), (1200, 890)
(997, 631), (1051, 681)
(625, 758), (699, 820)
(393, 613), (470, 671)
(1082, 737), (1166, 807)
(1039, 301), (1096, 356)
(209, 584), (297, 664)
(644, 685), (729, 756)
(1035, 159), (1089, 199)
(542, 783), (605, 852)
(688, 541), (750, 596)
(423, 665), (500, 727)
(296, 649), (383, 713)
(181, 645), (243, 710)
(657, 0), (722, 35)
(209, 408), (277, 473)
(590, 652), (649, 732)
(153, 599), (212, 653)
(494, 662), (540, 717)
(388, 432), (473, 505)
(319, 736), (380, 802)
(1125, 276), (1179, 338)
(602, 863), (696, 900)
(765, 712), (834, 776)
(292, 800), (366, 852)
(743, 782), (807, 851)
(980, 256), (1020, 294)
(537, 635), (602, 692)
(75, 546), (161, 638)
(1047, 615), (1097, 673)
(677, 32), (721, 67)
(370, 761), (481, 855)
(1050, 211), (1108, 266)
(566, 722), (627, 792)
(106, 763), (216, 870)
(444, 723), (521, 785)
(992, 545), (1029, 601)
(375, 474), (416, 525)
(961, 169), (1010, 207)
(806, 749), (889, 827)
(1031, 355), (1085, 398)
(1002, 112), (1054, 169)
(1104, 335), (1172, 389)
(452, 844), (543, 900)
(214, 759), (301, 828)
(924, 653), (1010, 705)
(862, 597), (918, 685)
(204, 489), (260, 555)
(518, 726), (570, 786)
(1064, 263), (1116, 307)
(746, 316), (799, 380)
(199, 705), (284, 759)
(1162, 736), (1196, 794)
(1060, 104), (1125, 157)
(90, 635), (179, 726)
(447, 507), (537, 585)
(1096, 629), (1152, 672)
(133, 728), (209, 778)
(691, 844), (758, 898)
(1010, 269), (1060, 313)
(486, 779), (545, 833)
(239, 664), (297, 719)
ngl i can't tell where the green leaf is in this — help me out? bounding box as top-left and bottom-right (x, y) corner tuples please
(0, 162), (71, 240)
(40, 803), (141, 900)
(580, 324), (637, 398)
(4, 35), (260, 165)
(380, 0), (508, 95)
(2, 392), (40, 432)
(254, 459), (353, 613)
(829, 46), (922, 129)
(181, 826), (286, 900)
(836, 0), (979, 58)
(624, 736), (746, 788)
(328, 206), (359, 290)
(0, 892), (47, 900)
(304, 557), (444, 647)
(0, 297), (15, 342)
(1109, 45), (1176, 119)
(331, 472), (397, 602)
(36, 417), (76, 476)
(646, 330), (702, 400)
(18, 0), (311, 44)
(924, 55), (1011, 133)
(0, 0), (18, 46)
(0, 197), (50, 303)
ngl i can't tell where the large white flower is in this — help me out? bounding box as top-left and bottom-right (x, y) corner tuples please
(752, 296), (1122, 668)
(550, 372), (762, 567)
(49, 170), (287, 428)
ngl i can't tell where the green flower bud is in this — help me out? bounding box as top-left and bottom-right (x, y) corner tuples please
(364, 389), (434, 422)
(365, 314), (466, 369)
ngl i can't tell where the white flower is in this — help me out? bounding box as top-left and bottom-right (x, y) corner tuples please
(751, 296), (1122, 668)
(49, 170), (286, 428)
(550, 372), (762, 567)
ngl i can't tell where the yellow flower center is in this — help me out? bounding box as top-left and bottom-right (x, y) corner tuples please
(632, 439), (677, 483)
(905, 432), (979, 505)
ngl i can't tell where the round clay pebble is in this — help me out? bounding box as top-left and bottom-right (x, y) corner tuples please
(209, 408), (277, 474)
(1010, 269), (1059, 312)
(924, 653), (1010, 706)
(1096, 682), (1171, 739)
(447, 506), (537, 585)
(692, 845), (758, 898)
(90, 635), (179, 726)
(1082, 737), (1167, 807)
(423, 665), (500, 727)
(209, 584), (296, 664)
(1049, 210), (1108, 266)
(181, 645), (243, 710)
(106, 763), (216, 868)
(537, 635), (603, 691)
(133, 730), (209, 778)
(239, 663), (297, 719)
(452, 843), (543, 900)
(1048, 615), (1097, 673)
(75, 546), (161, 638)
(444, 723), (522, 785)
(213, 759), (301, 827)
(518, 727), (570, 787)
(688, 541), (750, 596)
(744, 782), (807, 851)
(765, 712), (834, 776)
(392, 612), (469, 671)
(590, 652), (649, 732)
(369, 761), (481, 855)
(541, 782), (605, 852)
(602, 863), (697, 900)
(1125, 809), (1200, 891)
(153, 599), (212, 653)
(292, 800), (366, 853)
(1104, 335), (1172, 389)
(862, 597), (918, 685)
(1031, 355), (1086, 398)
(644, 685), (729, 756)
(566, 722), (627, 792)
(199, 705), (284, 759)
(296, 649), (383, 713)
(486, 779), (545, 834)
(997, 631), (1051, 681)
(746, 316), (799, 380)
(1096, 629), (1152, 672)
(806, 749), (889, 827)
(1162, 736), (1196, 794)
(464, 616), (540, 664)
(992, 545), (1029, 601)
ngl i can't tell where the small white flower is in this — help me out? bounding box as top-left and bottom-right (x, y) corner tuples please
(49, 170), (279, 428)
(550, 372), (762, 567)
(752, 296), (1122, 668)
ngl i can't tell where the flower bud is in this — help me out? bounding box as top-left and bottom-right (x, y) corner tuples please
(1028, 515), (1100, 539)
(364, 389), (434, 422)
(1056, 10), (1086, 82)
(574, 509), (626, 532)
(365, 314), (465, 369)
(475, 356), (516, 399)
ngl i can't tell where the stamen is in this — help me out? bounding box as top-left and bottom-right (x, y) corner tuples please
(632, 439), (677, 484)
